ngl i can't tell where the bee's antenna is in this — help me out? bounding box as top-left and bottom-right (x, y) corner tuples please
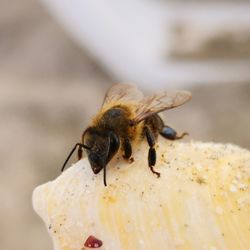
(61, 143), (90, 172)
(103, 164), (107, 186)
(82, 144), (91, 150)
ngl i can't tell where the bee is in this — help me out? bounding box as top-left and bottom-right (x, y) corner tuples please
(61, 83), (191, 186)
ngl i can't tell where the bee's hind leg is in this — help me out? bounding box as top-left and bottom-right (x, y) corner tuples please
(144, 126), (160, 178)
(160, 125), (188, 140)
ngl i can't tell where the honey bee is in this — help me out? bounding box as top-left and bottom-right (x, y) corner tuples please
(61, 83), (191, 186)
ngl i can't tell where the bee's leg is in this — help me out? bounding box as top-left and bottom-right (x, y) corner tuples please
(122, 137), (132, 160)
(160, 125), (188, 140)
(77, 145), (83, 160)
(144, 126), (160, 178)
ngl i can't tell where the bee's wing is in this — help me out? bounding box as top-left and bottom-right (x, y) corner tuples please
(102, 83), (144, 107)
(132, 91), (191, 124)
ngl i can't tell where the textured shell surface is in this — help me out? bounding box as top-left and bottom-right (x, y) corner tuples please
(33, 139), (250, 250)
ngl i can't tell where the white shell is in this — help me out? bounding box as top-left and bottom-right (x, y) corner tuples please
(33, 139), (250, 250)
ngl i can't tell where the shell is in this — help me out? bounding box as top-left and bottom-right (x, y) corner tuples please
(32, 139), (250, 250)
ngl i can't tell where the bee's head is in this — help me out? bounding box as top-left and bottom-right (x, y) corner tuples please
(83, 127), (120, 177)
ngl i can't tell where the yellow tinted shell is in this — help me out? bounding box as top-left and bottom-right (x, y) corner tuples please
(33, 139), (250, 250)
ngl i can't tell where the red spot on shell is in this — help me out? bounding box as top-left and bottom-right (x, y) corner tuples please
(84, 235), (103, 248)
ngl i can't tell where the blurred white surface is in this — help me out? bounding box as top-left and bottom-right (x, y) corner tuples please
(41, 0), (250, 89)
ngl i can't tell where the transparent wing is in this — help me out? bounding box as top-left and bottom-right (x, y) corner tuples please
(133, 91), (192, 124)
(102, 83), (144, 107)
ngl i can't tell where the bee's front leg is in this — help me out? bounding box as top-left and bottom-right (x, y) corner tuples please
(77, 145), (83, 160)
(160, 125), (188, 140)
(144, 126), (160, 178)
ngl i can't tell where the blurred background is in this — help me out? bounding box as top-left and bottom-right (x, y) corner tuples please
(0, 0), (250, 249)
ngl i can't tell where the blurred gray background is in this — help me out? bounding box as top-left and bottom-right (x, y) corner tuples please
(0, 1), (250, 250)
